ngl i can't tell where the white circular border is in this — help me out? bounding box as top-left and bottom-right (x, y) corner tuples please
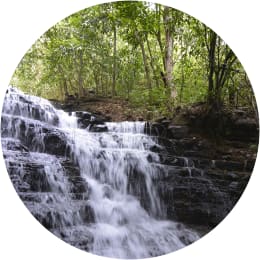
(0, 1), (259, 260)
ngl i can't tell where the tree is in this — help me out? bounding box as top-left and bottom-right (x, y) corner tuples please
(11, 1), (254, 118)
(203, 26), (237, 110)
(163, 6), (175, 98)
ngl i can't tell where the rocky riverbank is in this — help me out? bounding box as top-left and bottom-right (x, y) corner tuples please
(50, 96), (258, 232)
(1, 88), (258, 256)
(62, 109), (257, 231)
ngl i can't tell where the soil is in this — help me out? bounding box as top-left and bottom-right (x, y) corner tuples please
(50, 97), (258, 164)
(53, 96), (145, 122)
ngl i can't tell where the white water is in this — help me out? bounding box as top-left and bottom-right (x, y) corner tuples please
(1, 87), (199, 258)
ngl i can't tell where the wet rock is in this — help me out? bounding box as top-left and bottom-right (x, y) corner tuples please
(61, 160), (91, 199)
(1, 139), (29, 152)
(75, 111), (92, 120)
(7, 161), (51, 192)
(150, 144), (164, 153)
(89, 124), (108, 132)
(75, 111), (92, 128)
(68, 176), (89, 194)
(56, 227), (94, 252)
(102, 185), (114, 199)
(127, 167), (151, 213)
(149, 122), (167, 136)
(1, 87), (256, 255)
(90, 116), (105, 125)
(43, 130), (68, 156)
(78, 118), (91, 128)
(34, 210), (71, 229)
(79, 204), (95, 223)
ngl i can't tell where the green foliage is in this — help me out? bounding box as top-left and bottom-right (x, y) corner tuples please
(11, 1), (254, 118)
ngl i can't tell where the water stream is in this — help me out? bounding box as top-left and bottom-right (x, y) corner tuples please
(1, 87), (200, 258)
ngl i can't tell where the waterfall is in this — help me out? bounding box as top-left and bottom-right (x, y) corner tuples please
(1, 87), (200, 258)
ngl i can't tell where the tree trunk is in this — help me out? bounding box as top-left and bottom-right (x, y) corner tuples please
(179, 59), (185, 103)
(112, 23), (117, 97)
(145, 34), (160, 88)
(155, 4), (166, 72)
(57, 65), (68, 99)
(228, 77), (236, 107)
(207, 30), (217, 106)
(63, 79), (68, 97)
(77, 50), (85, 97)
(136, 32), (152, 104)
(93, 70), (99, 95)
(163, 7), (176, 99)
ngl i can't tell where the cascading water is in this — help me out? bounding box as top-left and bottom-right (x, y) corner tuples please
(1, 87), (200, 258)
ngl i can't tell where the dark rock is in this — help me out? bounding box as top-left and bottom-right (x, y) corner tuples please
(167, 166), (191, 177)
(23, 167), (51, 192)
(161, 120), (171, 127)
(105, 115), (112, 122)
(226, 117), (258, 142)
(78, 118), (90, 128)
(1, 139), (29, 152)
(68, 177), (89, 194)
(150, 144), (164, 153)
(90, 115), (105, 125)
(34, 211), (71, 229)
(102, 185), (114, 199)
(79, 204), (95, 223)
(127, 167), (151, 214)
(43, 130), (68, 156)
(2, 87), (256, 248)
(192, 158), (212, 169)
(245, 159), (256, 172)
(214, 160), (245, 171)
(57, 228), (94, 252)
(183, 150), (211, 159)
(157, 137), (176, 153)
(75, 111), (92, 120)
(167, 125), (189, 139)
(158, 164), (251, 227)
(89, 125), (108, 132)
(61, 160), (91, 198)
(155, 117), (167, 123)
(144, 122), (151, 134)
(150, 122), (168, 136)
(7, 162), (51, 192)
(235, 118), (257, 130)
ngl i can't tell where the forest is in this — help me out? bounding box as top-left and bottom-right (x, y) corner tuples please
(2, 1), (258, 258)
(11, 1), (256, 119)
